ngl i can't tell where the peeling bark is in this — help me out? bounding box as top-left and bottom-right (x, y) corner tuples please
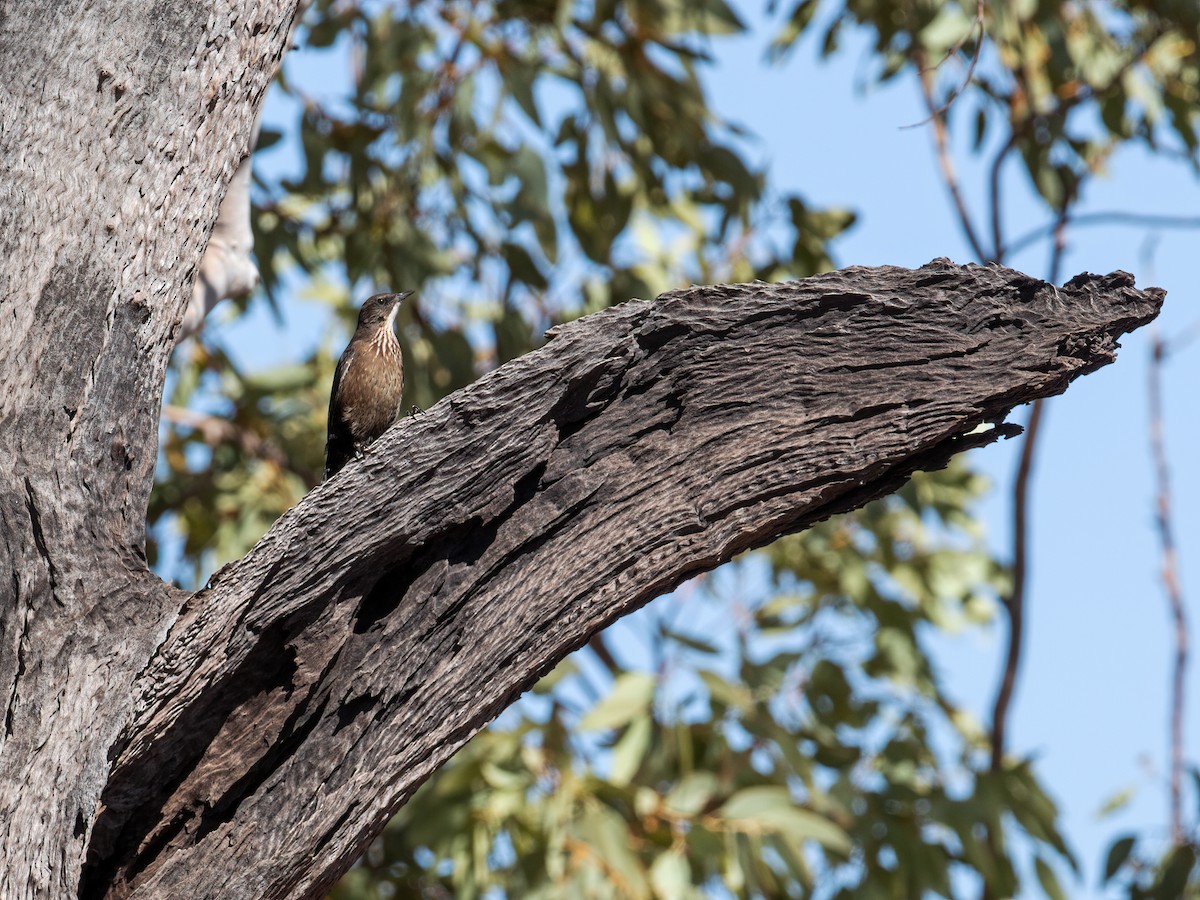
(0, 2), (1166, 898)
(177, 119), (261, 341)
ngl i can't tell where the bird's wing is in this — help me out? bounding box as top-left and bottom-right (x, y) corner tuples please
(324, 346), (357, 479)
(326, 345), (354, 436)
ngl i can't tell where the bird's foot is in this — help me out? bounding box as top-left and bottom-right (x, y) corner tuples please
(409, 404), (425, 417)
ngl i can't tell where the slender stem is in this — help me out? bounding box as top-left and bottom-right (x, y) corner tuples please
(916, 53), (988, 262)
(588, 633), (620, 676)
(980, 209), (1071, 900)
(904, 0), (986, 128)
(1047, 205), (1071, 286)
(1165, 316), (1200, 354)
(1148, 333), (1189, 843)
(1007, 210), (1200, 259)
(987, 206), (1070, 776)
(988, 134), (1016, 263)
(989, 399), (1044, 771)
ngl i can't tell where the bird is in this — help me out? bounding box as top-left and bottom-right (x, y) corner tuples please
(324, 290), (413, 480)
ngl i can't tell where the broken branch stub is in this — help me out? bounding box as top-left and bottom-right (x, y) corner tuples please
(89, 260), (1161, 899)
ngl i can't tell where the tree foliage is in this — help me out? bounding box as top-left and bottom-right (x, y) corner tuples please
(151, 0), (1199, 896)
(772, 0), (1200, 257)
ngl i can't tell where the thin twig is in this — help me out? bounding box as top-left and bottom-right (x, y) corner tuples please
(1165, 316), (1200, 355)
(1148, 332), (1189, 843)
(903, 0), (986, 129)
(980, 211), (1072, 900)
(989, 399), (1043, 772)
(987, 133), (1017, 263)
(987, 205), (1070, 776)
(1007, 210), (1200, 259)
(588, 633), (620, 676)
(1046, 203), (1071, 286)
(916, 51), (988, 261)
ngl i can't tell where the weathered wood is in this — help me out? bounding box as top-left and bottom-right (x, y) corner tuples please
(0, 2), (299, 897)
(75, 262), (1160, 898)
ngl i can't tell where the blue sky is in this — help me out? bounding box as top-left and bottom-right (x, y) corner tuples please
(210, 8), (1199, 896)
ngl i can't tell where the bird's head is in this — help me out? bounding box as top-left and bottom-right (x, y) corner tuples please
(355, 290), (414, 332)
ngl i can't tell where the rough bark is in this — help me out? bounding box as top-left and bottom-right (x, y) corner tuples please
(0, 1), (298, 897)
(90, 262), (1157, 898)
(0, 3), (1166, 899)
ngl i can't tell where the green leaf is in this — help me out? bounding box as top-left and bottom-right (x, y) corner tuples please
(719, 787), (851, 854)
(917, 5), (972, 57)
(699, 670), (754, 712)
(972, 107), (988, 152)
(1191, 766), (1200, 818)
(663, 628), (719, 655)
(701, 143), (760, 199)
(576, 803), (651, 899)
(610, 714), (653, 786)
(501, 241), (548, 291)
(512, 145), (549, 213)
(494, 301), (534, 364)
(1034, 857), (1067, 900)
(532, 658), (576, 693)
(1154, 843), (1196, 898)
(1103, 835), (1136, 883)
(1095, 786), (1135, 819)
(649, 851), (691, 898)
(255, 127), (283, 151)
(241, 364), (313, 393)
(580, 672), (657, 731)
(426, 328), (475, 395)
(652, 0), (746, 37)
(481, 761), (527, 791)
(504, 58), (541, 125)
(664, 771), (719, 817)
(769, 0), (819, 61)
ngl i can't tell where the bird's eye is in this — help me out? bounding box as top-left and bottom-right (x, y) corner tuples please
(377, 296), (387, 305)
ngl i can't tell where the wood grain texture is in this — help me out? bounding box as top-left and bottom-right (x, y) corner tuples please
(0, 2), (299, 897)
(76, 261), (1163, 899)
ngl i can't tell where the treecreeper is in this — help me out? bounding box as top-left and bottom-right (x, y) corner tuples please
(324, 290), (413, 479)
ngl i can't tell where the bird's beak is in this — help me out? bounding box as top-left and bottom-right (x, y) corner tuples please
(385, 291), (411, 328)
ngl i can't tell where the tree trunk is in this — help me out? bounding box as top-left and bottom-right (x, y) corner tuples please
(0, 1), (299, 896)
(0, 3), (1164, 899)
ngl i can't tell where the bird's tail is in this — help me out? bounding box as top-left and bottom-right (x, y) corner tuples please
(324, 439), (352, 481)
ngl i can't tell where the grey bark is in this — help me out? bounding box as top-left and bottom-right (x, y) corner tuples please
(0, 1), (300, 896)
(0, 2), (1165, 899)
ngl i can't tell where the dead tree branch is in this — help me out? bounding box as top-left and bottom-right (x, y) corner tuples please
(82, 262), (1163, 899)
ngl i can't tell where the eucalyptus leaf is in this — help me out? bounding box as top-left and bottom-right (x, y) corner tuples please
(580, 672), (657, 731)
